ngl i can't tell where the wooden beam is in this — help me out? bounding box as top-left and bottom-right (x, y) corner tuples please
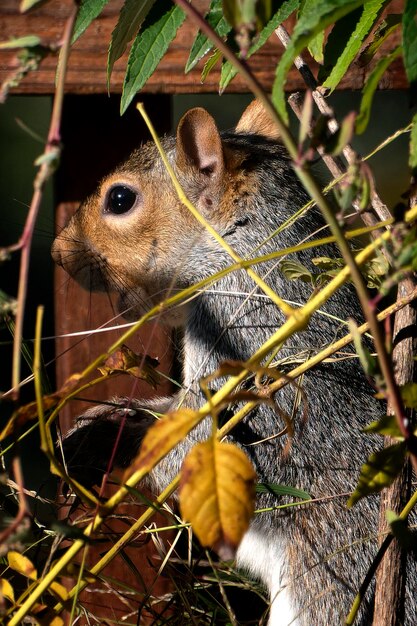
(0, 0), (406, 96)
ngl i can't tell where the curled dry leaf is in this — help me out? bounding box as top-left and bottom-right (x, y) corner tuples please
(179, 440), (256, 560)
(0, 372), (82, 439)
(124, 408), (201, 479)
(98, 344), (160, 388)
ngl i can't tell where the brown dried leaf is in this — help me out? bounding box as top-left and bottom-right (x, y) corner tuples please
(179, 440), (256, 559)
(124, 408), (201, 478)
(98, 345), (160, 388)
(0, 372), (83, 439)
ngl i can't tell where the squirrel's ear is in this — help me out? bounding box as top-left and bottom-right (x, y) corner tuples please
(236, 100), (280, 140)
(176, 108), (224, 176)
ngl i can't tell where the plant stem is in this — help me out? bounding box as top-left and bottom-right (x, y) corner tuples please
(10, 6), (77, 400)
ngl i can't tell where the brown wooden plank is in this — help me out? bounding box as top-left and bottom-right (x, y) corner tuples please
(0, 0), (407, 95)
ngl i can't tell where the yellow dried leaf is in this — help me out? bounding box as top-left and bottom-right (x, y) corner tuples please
(49, 581), (69, 600)
(7, 551), (37, 580)
(179, 440), (256, 559)
(0, 578), (15, 602)
(125, 408), (201, 478)
(43, 615), (64, 626)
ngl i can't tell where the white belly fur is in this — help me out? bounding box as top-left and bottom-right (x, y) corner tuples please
(236, 527), (299, 625)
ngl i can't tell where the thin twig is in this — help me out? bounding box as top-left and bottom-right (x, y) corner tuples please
(9, 6), (77, 401)
(275, 24), (392, 224)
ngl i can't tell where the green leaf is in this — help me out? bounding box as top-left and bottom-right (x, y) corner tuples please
(186, 0), (231, 73)
(400, 382), (417, 409)
(359, 13), (402, 66)
(0, 36), (41, 49)
(223, 0), (271, 31)
(273, 0), (365, 122)
(363, 413), (403, 438)
(348, 442), (407, 507)
(322, 0), (388, 92)
(279, 259), (313, 283)
(317, 6), (363, 84)
(355, 45), (402, 134)
(386, 510), (417, 550)
(201, 49), (222, 83)
(108, 0), (157, 87)
(403, 0), (417, 89)
(120, 5), (185, 115)
(308, 30), (325, 63)
(72, 0), (111, 44)
(256, 482), (311, 500)
(410, 111), (417, 173)
(220, 0), (299, 92)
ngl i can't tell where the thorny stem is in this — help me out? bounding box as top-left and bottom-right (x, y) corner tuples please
(9, 6), (77, 400)
(173, 0), (417, 474)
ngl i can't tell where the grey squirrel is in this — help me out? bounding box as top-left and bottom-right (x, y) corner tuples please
(52, 101), (415, 625)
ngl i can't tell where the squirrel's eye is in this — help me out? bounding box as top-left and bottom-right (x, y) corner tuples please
(106, 186), (137, 215)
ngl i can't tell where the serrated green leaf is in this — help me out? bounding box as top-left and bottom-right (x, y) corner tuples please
(322, 0), (388, 92)
(121, 5), (185, 115)
(363, 413), (403, 437)
(201, 49), (222, 83)
(72, 0), (110, 44)
(400, 382), (417, 409)
(317, 6), (363, 84)
(108, 0), (157, 87)
(348, 442), (407, 507)
(410, 111), (417, 172)
(273, 0), (365, 122)
(403, 0), (417, 88)
(256, 482), (311, 500)
(220, 0), (299, 91)
(308, 30), (325, 63)
(356, 45), (402, 134)
(186, 0), (231, 73)
(359, 13), (401, 67)
(0, 36), (41, 49)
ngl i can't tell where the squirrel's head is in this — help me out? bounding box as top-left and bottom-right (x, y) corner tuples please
(52, 101), (283, 324)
